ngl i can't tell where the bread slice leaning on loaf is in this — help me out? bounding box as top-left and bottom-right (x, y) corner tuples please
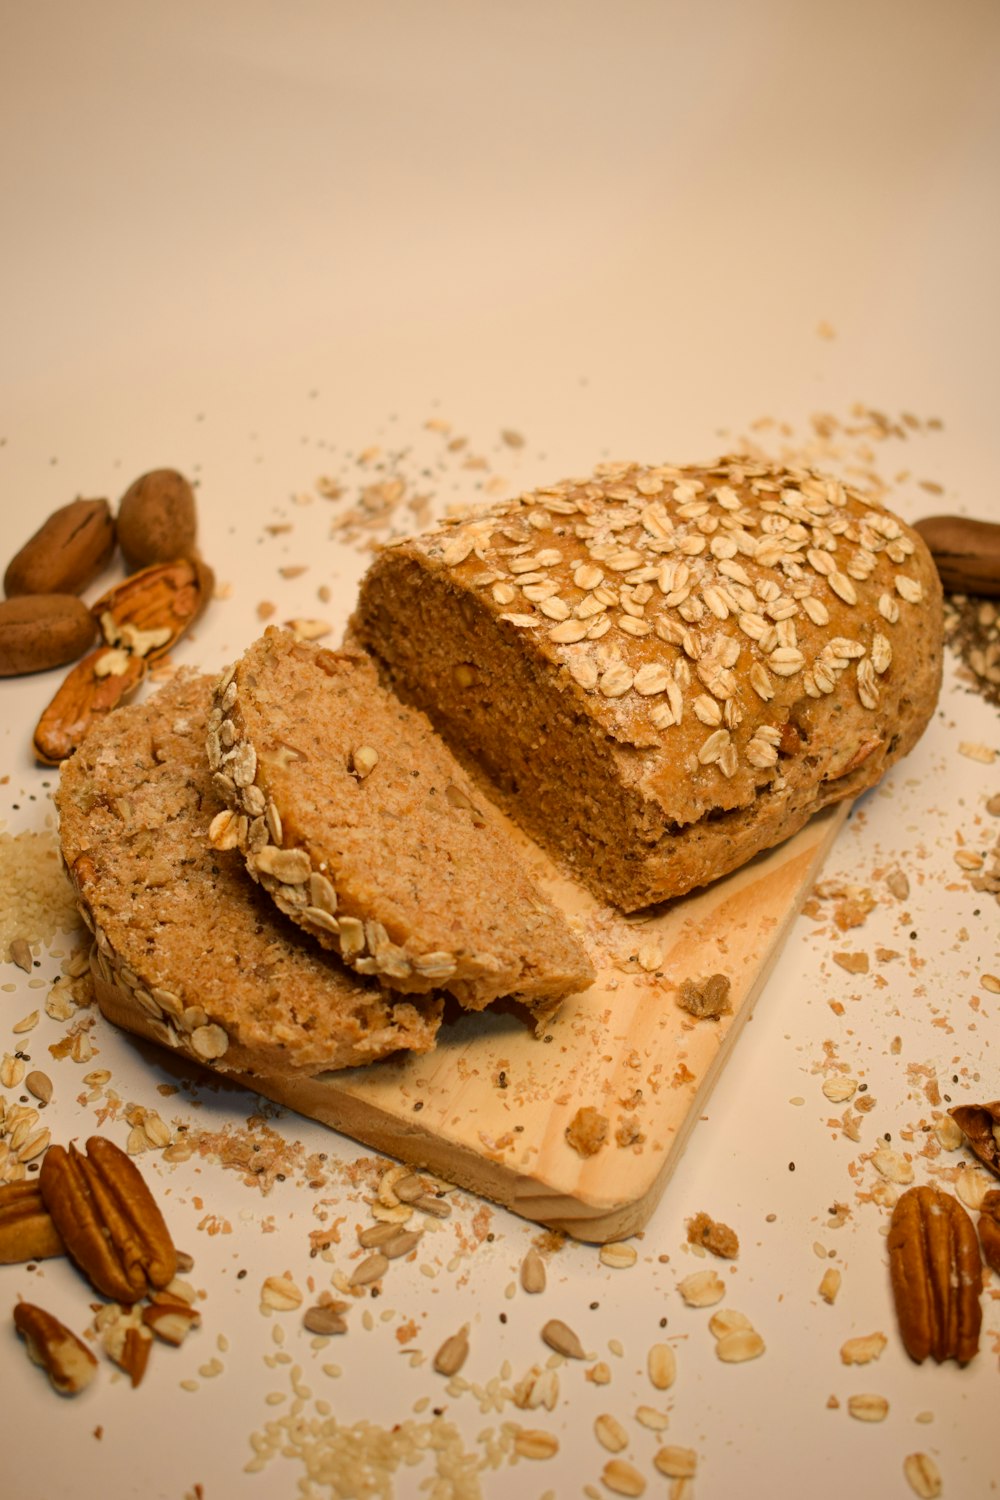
(56, 673), (442, 1078)
(351, 457), (943, 912)
(206, 629), (594, 1016)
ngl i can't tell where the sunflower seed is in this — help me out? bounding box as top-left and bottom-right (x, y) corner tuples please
(350, 1253), (389, 1287)
(8, 938), (32, 973)
(24, 1071), (53, 1105)
(541, 1319), (587, 1359)
(433, 1324), (469, 1376)
(520, 1247), (546, 1293)
(303, 1304), (348, 1336)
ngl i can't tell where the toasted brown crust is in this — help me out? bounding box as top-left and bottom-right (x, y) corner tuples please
(55, 672), (442, 1078)
(352, 457), (943, 910)
(207, 630), (594, 1014)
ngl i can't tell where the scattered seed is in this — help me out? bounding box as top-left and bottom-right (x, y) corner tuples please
(634, 1406), (669, 1432)
(542, 1319), (587, 1360)
(358, 1221), (407, 1249)
(12, 1010), (38, 1034)
(8, 939), (32, 973)
(653, 1446), (698, 1479)
(520, 1247), (546, 1293)
(647, 1343), (677, 1390)
(677, 1269), (725, 1307)
(303, 1305), (348, 1336)
(599, 1242), (638, 1270)
(601, 1457), (646, 1496)
(871, 1145), (914, 1185)
(381, 1229), (423, 1261)
(350, 1253), (389, 1288)
(413, 1194), (451, 1219)
(818, 1268), (842, 1304)
(822, 1076), (858, 1103)
(903, 1452), (942, 1498)
(16, 1126), (50, 1163)
(715, 1329), (765, 1363)
(840, 1332), (887, 1366)
(847, 1393), (889, 1422)
(0, 1053), (25, 1089)
(260, 1276), (303, 1312)
(513, 1428), (559, 1460)
(594, 1413), (629, 1453)
(433, 1324), (470, 1377)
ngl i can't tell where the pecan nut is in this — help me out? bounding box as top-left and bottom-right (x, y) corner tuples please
(142, 1294), (201, 1346)
(887, 1183), (982, 1364)
(979, 1190), (1000, 1275)
(949, 1100), (1000, 1180)
(13, 1302), (98, 1395)
(33, 646), (147, 765)
(39, 1136), (177, 1303)
(4, 496), (115, 598)
(92, 556), (213, 661)
(32, 556), (213, 764)
(0, 1180), (65, 1264)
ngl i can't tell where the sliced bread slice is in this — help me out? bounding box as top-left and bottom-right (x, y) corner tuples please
(207, 629), (594, 1016)
(56, 672), (442, 1079)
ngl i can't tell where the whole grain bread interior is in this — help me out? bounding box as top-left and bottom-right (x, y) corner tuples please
(56, 672), (442, 1078)
(207, 630), (594, 1015)
(351, 458), (943, 911)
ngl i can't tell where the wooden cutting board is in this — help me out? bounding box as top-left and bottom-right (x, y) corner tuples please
(232, 803), (848, 1244)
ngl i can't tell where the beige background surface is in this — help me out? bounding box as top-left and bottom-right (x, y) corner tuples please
(1, 3), (998, 1496)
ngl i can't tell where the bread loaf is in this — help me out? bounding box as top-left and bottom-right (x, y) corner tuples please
(56, 673), (442, 1078)
(352, 457), (943, 911)
(207, 629), (594, 1016)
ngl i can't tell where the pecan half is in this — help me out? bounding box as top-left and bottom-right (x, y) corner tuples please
(33, 646), (147, 765)
(33, 556), (213, 764)
(92, 556), (213, 660)
(887, 1183), (982, 1364)
(0, 1180), (65, 1264)
(39, 1136), (177, 1303)
(949, 1100), (1000, 1180)
(14, 1302), (98, 1395)
(979, 1190), (1000, 1275)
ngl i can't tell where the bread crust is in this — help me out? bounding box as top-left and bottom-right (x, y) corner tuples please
(353, 458), (943, 910)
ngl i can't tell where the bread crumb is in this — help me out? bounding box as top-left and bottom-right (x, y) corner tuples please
(677, 974), (732, 1019)
(565, 1107), (609, 1157)
(833, 951), (870, 974)
(686, 1212), (739, 1259)
(615, 1114), (645, 1149)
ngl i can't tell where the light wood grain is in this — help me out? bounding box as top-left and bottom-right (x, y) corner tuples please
(227, 802), (848, 1242)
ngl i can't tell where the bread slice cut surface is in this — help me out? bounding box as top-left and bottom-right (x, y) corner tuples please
(56, 672), (442, 1079)
(207, 630), (594, 1015)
